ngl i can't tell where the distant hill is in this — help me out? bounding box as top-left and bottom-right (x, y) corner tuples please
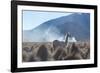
(23, 13), (90, 42)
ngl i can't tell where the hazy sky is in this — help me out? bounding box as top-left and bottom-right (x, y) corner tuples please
(22, 11), (73, 30)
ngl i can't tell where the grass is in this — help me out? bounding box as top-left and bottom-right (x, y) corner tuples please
(22, 41), (90, 62)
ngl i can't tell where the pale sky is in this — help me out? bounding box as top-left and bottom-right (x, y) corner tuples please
(22, 10), (73, 30)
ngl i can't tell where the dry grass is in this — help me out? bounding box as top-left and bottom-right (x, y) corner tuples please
(22, 41), (90, 62)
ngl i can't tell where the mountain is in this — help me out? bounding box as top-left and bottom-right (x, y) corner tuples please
(23, 13), (90, 42)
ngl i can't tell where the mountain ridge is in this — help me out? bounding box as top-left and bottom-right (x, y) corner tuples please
(23, 13), (90, 42)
